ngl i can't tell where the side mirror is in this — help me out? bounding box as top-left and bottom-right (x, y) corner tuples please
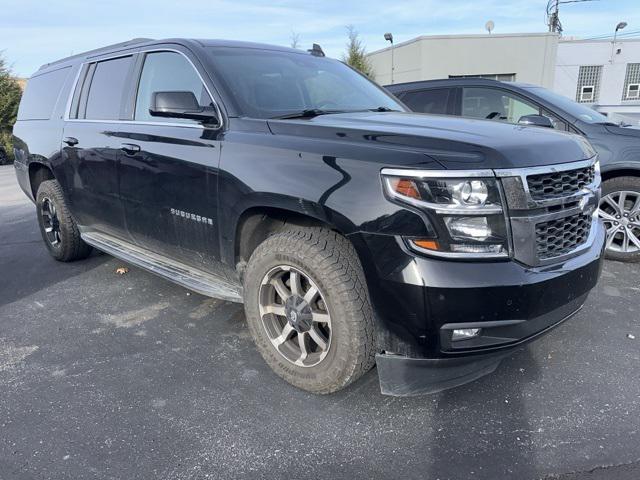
(518, 114), (554, 128)
(149, 91), (220, 126)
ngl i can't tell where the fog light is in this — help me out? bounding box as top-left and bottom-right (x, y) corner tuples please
(452, 328), (481, 341)
(445, 216), (492, 240)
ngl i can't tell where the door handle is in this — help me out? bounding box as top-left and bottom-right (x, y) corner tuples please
(63, 136), (78, 146)
(120, 143), (141, 155)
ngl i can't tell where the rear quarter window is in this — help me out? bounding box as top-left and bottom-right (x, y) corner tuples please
(17, 66), (71, 120)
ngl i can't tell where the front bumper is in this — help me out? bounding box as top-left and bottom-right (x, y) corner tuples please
(377, 294), (584, 396)
(359, 219), (605, 396)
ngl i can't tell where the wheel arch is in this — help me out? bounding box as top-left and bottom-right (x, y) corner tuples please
(230, 202), (375, 280)
(601, 165), (640, 182)
(234, 206), (342, 271)
(28, 162), (56, 199)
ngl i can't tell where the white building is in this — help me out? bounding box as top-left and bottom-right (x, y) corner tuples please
(368, 33), (558, 88)
(554, 37), (640, 124)
(368, 33), (640, 124)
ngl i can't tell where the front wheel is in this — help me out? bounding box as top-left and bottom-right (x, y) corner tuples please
(243, 227), (376, 394)
(598, 176), (640, 262)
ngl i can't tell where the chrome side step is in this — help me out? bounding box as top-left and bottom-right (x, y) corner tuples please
(81, 231), (243, 303)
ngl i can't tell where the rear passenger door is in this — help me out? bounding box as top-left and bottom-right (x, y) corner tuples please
(397, 88), (455, 115)
(117, 49), (225, 274)
(62, 54), (136, 240)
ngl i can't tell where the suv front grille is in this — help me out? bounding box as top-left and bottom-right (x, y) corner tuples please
(535, 213), (591, 259)
(527, 165), (595, 200)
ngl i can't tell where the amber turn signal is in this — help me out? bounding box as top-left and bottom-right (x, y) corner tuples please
(391, 178), (421, 200)
(412, 239), (439, 251)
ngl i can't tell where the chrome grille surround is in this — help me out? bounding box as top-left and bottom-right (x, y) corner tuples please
(495, 157), (601, 267)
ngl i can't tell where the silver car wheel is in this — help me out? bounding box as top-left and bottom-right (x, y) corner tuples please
(598, 190), (640, 254)
(258, 265), (332, 368)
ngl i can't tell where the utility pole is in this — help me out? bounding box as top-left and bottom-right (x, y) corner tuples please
(547, 0), (599, 35)
(548, 0), (561, 33)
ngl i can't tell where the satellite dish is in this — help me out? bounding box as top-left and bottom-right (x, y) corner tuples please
(485, 20), (495, 34)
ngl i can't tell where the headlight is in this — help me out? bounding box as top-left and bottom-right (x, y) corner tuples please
(382, 175), (503, 212)
(381, 169), (510, 259)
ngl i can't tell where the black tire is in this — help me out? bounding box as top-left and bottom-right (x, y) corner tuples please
(243, 227), (376, 394)
(36, 179), (93, 262)
(599, 176), (640, 263)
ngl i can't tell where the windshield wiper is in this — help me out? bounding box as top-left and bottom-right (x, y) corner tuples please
(272, 109), (347, 120)
(595, 121), (624, 127)
(368, 106), (402, 112)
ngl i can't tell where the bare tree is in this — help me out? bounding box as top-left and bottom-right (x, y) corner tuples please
(290, 31), (301, 49)
(342, 25), (373, 78)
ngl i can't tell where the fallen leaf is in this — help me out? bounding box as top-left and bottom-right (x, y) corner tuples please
(115, 267), (129, 275)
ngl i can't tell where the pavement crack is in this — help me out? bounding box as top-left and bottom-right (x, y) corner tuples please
(542, 458), (640, 479)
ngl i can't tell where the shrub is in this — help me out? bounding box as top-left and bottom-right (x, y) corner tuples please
(0, 54), (23, 164)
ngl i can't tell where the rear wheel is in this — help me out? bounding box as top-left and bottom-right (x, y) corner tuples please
(243, 227), (376, 394)
(598, 176), (640, 262)
(36, 179), (93, 262)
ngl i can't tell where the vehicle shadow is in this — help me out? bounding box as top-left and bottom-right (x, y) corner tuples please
(425, 347), (542, 480)
(0, 204), (110, 308)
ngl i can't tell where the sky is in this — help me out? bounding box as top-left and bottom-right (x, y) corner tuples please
(1, 0), (639, 77)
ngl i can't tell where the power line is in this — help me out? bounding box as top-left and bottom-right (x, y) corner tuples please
(546, 0), (600, 34)
(579, 30), (640, 41)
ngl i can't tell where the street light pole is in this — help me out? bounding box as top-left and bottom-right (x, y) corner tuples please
(384, 33), (394, 84)
(611, 21), (628, 63)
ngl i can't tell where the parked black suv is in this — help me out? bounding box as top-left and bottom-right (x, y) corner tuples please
(387, 78), (640, 262)
(13, 39), (604, 396)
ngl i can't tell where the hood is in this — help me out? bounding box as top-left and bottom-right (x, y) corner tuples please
(604, 124), (640, 138)
(267, 111), (596, 169)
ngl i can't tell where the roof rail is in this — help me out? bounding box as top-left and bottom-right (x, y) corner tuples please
(37, 38), (154, 71)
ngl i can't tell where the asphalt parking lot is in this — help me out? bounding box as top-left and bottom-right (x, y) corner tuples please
(1, 164), (639, 480)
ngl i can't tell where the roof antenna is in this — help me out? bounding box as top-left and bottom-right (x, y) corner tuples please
(308, 44), (325, 57)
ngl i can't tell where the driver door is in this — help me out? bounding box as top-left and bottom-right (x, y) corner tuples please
(117, 49), (224, 273)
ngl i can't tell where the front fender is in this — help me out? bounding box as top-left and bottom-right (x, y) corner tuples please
(217, 130), (435, 266)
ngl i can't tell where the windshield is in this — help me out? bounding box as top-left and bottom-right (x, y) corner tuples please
(207, 47), (405, 119)
(525, 86), (609, 124)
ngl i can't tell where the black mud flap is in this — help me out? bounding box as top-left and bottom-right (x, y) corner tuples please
(376, 351), (510, 397)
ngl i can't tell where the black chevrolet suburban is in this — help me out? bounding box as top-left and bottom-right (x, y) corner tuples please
(13, 38), (605, 396)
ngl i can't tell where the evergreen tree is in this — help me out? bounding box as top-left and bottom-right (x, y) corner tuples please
(342, 25), (374, 78)
(0, 54), (22, 164)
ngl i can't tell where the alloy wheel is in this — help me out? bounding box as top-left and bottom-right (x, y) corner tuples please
(258, 265), (332, 367)
(41, 197), (62, 247)
(598, 190), (640, 254)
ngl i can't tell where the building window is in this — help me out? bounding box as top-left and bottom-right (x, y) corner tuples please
(580, 86), (595, 102)
(449, 73), (516, 82)
(622, 63), (640, 100)
(575, 65), (602, 103)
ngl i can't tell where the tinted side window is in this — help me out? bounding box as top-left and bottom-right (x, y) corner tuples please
(401, 89), (451, 115)
(135, 51), (212, 123)
(462, 87), (538, 123)
(17, 66), (71, 120)
(85, 56), (132, 120)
